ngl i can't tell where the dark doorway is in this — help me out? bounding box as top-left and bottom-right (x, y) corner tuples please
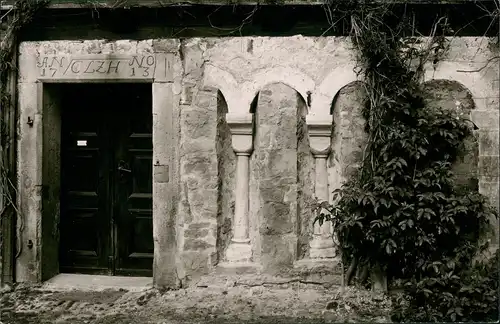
(59, 83), (153, 277)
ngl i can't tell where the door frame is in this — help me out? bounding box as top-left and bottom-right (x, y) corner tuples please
(16, 50), (178, 286)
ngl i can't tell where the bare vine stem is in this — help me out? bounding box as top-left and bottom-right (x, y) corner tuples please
(0, 0), (50, 261)
(456, 55), (500, 73)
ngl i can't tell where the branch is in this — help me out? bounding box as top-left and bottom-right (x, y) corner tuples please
(456, 55), (500, 73)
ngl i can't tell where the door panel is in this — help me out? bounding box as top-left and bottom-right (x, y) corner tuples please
(60, 84), (152, 276)
(115, 96), (154, 276)
(60, 113), (111, 274)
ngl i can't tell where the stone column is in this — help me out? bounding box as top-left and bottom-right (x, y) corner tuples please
(308, 123), (336, 259)
(225, 113), (253, 263)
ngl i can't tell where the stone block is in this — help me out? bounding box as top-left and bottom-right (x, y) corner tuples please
(152, 83), (173, 170)
(260, 234), (297, 275)
(180, 109), (217, 140)
(152, 181), (177, 288)
(180, 251), (211, 285)
(472, 110), (499, 129)
(180, 83), (196, 105)
(137, 40), (154, 54)
(153, 39), (180, 53)
(181, 41), (204, 81)
(184, 228), (209, 239)
(187, 222), (211, 231)
(259, 202), (294, 235)
(483, 96), (499, 110)
(478, 130), (499, 156)
(184, 239), (214, 251)
(113, 40), (137, 53)
(17, 79), (44, 281)
(193, 89), (218, 111)
(181, 155), (216, 176)
(480, 175), (500, 184)
(478, 156), (499, 177)
(479, 181), (500, 204)
(18, 82), (41, 115)
(153, 53), (175, 83)
(492, 80), (499, 95)
(81, 40), (106, 54)
(180, 139), (215, 155)
(18, 46), (39, 83)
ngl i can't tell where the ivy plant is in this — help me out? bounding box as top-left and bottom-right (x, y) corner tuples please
(314, 1), (497, 298)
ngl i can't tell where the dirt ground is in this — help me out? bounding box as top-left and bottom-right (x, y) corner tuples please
(0, 282), (392, 324)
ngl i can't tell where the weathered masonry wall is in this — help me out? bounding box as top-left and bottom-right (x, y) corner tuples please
(15, 36), (499, 287)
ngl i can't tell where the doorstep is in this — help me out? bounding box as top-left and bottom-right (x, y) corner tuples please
(41, 273), (153, 292)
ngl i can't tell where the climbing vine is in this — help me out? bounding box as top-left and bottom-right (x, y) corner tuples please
(0, 0), (49, 263)
(314, 1), (498, 320)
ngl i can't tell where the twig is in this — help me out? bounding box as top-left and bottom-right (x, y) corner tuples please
(456, 56), (500, 73)
(1, 0), (50, 261)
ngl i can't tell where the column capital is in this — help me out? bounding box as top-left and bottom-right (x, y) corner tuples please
(307, 121), (332, 156)
(227, 112), (253, 154)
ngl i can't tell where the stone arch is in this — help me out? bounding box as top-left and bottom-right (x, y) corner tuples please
(308, 63), (359, 124)
(248, 82), (314, 270)
(422, 79), (479, 191)
(242, 67), (314, 115)
(426, 64), (499, 244)
(203, 63), (240, 114)
(424, 61), (496, 109)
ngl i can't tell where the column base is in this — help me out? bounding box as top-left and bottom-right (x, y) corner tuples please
(216, 261), (262, 275)
(309, 236), (337, 259)
(225, 241), (252, 263)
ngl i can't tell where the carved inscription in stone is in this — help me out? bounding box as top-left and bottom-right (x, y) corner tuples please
(35, 54), (171, 80)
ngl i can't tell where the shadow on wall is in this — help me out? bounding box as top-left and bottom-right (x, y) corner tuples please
(216, 90), (235, 266)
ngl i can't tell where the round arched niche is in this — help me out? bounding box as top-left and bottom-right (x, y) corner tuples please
(248, 82), (314, 272)
(329, 81), (367, 195)
(422, 79), (479, 191)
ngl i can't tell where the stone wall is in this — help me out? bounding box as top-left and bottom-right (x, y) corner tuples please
(249, 84), (309, 274)
(329, 81), (367, 193)
(423, 80), (479, 190)
(176, 39), (220, 285)
(215, 91), (236, 267)
(11, 36), (500, 287)
(297, 101), (316, 261)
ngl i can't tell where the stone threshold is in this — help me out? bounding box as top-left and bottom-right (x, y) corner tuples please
(40, 273), (153, 292)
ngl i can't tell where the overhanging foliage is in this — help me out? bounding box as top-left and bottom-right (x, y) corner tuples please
(315, 0), (497, 293)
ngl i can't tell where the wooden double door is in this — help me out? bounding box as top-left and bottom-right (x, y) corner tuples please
(59, 84), (153, 276)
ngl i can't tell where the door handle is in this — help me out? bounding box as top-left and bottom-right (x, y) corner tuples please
(117, 160), (131, 173)
(117, 166), (131, 173)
